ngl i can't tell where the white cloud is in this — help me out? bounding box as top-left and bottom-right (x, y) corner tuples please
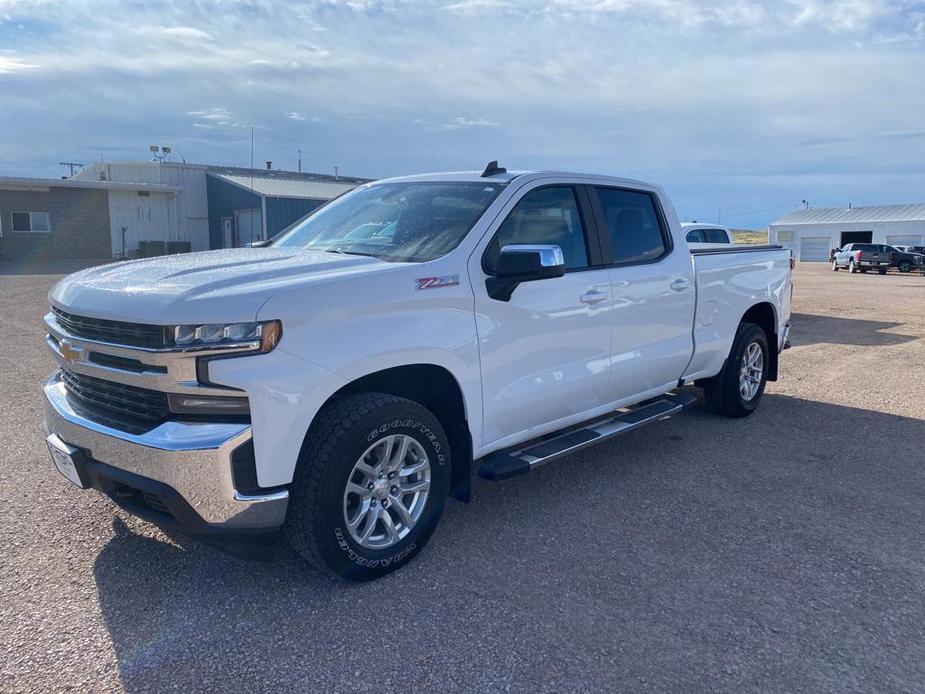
(159, 25), (214, 41)
(286, 112), (307, 121)
(442, 117), (500, 130)
(0, 55), (36, 73)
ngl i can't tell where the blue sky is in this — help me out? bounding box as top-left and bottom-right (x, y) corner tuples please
(1, 0), (924, 228)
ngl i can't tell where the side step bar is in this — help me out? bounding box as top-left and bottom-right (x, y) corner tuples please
(478, 390), (699, 481)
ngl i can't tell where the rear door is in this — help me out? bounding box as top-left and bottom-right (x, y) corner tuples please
(588, 185), (696, 401)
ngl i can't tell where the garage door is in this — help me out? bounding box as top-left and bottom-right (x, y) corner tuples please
(886, 235), (924, 248)
(799, 236), (832, 262)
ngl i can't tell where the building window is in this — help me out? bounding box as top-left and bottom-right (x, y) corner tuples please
(11, 211), (51, 233)
(777, 230), (793, 241)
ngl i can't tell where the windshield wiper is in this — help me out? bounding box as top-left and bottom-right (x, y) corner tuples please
(321, 247), (381, 259)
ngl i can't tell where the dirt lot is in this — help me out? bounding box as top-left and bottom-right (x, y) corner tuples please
(1, 262), (923, 693)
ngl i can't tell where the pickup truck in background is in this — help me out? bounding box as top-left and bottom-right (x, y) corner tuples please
(682, 222), (733, 244)
(42, 164), (792, 581)
(886, 246), (925, 273)
(832, 243), (893, 274)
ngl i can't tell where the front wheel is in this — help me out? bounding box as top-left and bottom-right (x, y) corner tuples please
(285, 393), (451, 581)
(898, 261), (912, 273)
(701, 322), (769, 418)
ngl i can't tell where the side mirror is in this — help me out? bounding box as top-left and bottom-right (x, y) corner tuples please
(248, 239), (272, 248)
(486, 244), (566, 301)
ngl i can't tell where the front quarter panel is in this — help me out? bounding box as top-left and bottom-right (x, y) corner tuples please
(212, 258), (483, 486)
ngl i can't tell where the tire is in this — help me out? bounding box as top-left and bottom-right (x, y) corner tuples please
(860, 268), (868, 274)
(285, 393), (451, 581)
(898, 261), (912, 273)
(701, 322), (769, 418)
(832, 259), (839, 271)
(878, 268), (888, 275)
(849, 260), (857, 274)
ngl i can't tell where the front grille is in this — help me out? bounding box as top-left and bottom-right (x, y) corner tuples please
(52, 306), (170, 349)
(61, 369), (169, 424)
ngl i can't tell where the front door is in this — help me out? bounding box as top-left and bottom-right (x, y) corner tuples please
(588, 185), (696, 400)
(470, 183), (614, 450)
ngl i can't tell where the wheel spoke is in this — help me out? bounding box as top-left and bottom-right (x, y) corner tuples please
(359, 506), (380, 543)
(346, 482), (370, 497)
(388, 495), (415, 529)
(377, 437), (394, 467)
(355, 461), (377, 479)
(380, 508), (399, 542)
(399, 460), (428, 477)
(400, 479), (430, 494)
(349, 499), (372, 530)
(393, 436), (411, 468)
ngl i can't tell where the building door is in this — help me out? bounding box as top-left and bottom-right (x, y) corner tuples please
(221, 217), (233, 248)
(234, 209), (263, 247)
(800, 236), (832, 261)
(840, 231), (872, 246)
(886, 235), (924, 248)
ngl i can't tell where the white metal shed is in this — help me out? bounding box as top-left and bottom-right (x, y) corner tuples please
(769, 204), (925, 261)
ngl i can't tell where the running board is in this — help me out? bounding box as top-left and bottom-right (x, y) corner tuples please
(478, 391), (699, 481)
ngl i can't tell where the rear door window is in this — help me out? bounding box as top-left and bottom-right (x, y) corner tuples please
(593, 187), (669, 264)
(703, 228), (729, 243)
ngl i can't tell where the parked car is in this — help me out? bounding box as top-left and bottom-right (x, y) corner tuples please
(886, 245), (925, 273)
(42, 164), (793, 581)
(682, 222), (732, 244)
(892, 246), (925, 271)
(832, 243), (892, 274)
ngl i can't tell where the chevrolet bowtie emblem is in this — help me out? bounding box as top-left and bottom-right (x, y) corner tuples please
(58, 339), (84, 365)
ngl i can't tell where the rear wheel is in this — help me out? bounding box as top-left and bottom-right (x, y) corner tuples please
(285, 393), (451, 581)
(849, 260), (857, 273)
(701, 322), (769, 418)
(898, 261), (912, 273)
(878, 267), (888, 275)
(831, 259), (839, 271)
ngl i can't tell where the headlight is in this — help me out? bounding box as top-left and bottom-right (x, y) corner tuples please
(172, 319), (282, 353)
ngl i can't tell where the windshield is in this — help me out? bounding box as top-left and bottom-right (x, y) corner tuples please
(273, 182), (505, 262)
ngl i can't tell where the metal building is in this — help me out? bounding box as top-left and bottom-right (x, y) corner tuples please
(74, 161), (368, 251)
(769, 204), (925, 261)
(0, 176), (175, 262)
(205, 172), (359, 248)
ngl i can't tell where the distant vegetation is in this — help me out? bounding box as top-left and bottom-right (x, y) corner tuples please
(732, 229), (769, 245)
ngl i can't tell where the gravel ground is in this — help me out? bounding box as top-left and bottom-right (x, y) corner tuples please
(1, 262), (923, 693)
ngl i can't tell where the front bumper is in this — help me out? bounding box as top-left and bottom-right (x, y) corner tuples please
(42, 372), (289, 559)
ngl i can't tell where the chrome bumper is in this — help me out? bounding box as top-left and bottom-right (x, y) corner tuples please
(42, 372), (288, 529)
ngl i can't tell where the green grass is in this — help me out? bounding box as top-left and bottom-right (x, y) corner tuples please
(731, 229), (768, 245)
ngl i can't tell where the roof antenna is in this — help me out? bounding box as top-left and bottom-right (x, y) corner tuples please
(481, 160), (507, 177)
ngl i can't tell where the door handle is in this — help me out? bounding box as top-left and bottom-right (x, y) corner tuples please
(670, 279), (690, 292)
(579, 290), (607, 304)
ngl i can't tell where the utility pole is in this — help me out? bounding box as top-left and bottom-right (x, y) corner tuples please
(334, 165), (339, 181)
(59, 162), (84, 177)
(297, 148), (303, 173)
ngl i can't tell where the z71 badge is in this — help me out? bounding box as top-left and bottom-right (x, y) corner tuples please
(415, 275), (459, 290)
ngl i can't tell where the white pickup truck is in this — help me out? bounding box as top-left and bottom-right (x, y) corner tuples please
(43, 163), (792, 580)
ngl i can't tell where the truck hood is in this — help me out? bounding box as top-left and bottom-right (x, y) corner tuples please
(49, 248), (397, 324)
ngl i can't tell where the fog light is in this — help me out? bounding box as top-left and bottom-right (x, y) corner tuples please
(167, 393), (250, 415)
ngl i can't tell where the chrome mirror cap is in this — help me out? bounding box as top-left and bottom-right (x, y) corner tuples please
(500, 244), (565, 268)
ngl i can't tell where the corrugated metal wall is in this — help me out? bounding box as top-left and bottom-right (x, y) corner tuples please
(78, 162), (211, 251)
(265, 197), (324, 237)
(107, 190), (174, 257)
(770, 220), (925, 260)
